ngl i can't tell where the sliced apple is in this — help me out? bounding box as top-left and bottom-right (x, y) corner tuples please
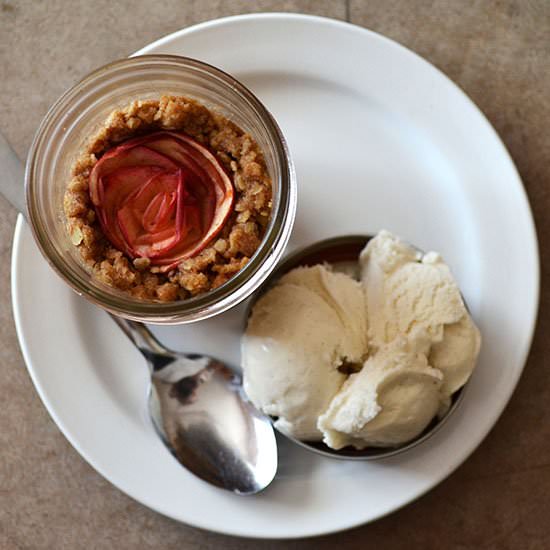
(98, 166), (164, 253)
(89, 144), (178, 205)
(89, 132), (234, 270)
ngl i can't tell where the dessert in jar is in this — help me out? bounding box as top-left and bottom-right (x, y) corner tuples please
(64, 95), (272, 302)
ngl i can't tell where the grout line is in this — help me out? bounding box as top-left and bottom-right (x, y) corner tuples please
(345, 0), (351, 22)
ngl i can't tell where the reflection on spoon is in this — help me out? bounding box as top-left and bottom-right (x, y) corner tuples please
(112, 316), (278, 494)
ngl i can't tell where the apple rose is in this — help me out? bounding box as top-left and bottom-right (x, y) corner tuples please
(89, 131), (234, 271)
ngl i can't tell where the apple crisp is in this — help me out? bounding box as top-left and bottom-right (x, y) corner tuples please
(64, 95), (272, 302)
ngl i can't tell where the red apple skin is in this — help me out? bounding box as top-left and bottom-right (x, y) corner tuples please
(89, 132), (234, 270)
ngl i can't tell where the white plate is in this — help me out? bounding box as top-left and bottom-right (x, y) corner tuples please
(12, 14), (539, 539)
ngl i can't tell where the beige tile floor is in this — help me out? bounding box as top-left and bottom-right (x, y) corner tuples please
(1, 1), (549, 548)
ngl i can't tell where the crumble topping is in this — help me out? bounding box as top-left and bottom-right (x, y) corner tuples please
(64, 95), (272, 301)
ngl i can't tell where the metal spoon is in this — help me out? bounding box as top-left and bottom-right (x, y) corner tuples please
(0, 131), (277, 494)
(112, 317), (277, 494)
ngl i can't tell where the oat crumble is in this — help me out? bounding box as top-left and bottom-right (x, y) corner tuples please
(63, 95), (272, 302)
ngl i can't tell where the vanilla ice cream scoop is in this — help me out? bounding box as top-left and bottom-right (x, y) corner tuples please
(242, 231), (481, 454)
(360, 231), (466, 350)
(242, 265), (367, 440)
(360, 230), (481, 407)
(319, 338), (443, 449)
(280, 265), (368, 358)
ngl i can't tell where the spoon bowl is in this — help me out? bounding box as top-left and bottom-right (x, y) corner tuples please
(113, 316), (278, 494)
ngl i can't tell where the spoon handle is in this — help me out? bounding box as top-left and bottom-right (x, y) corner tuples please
(110, 314), (169, 358)
(0, 132), (26, 216)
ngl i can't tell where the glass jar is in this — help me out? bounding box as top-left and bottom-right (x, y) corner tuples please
(26, 55), (296, 324)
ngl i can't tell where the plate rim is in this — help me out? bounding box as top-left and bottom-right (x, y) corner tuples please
(12, 12), (540, 539)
